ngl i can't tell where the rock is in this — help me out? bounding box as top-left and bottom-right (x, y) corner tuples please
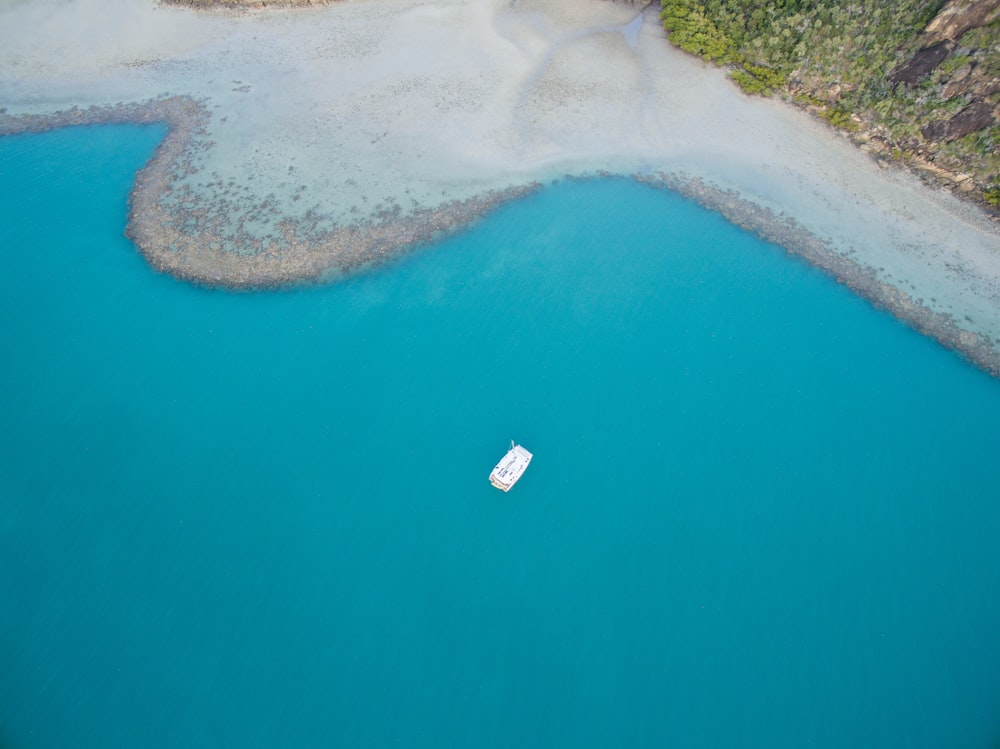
(889, 42), (952, 87)
(923, 0), (1000, 45)
(941, 63), (975, 98)
(921, 100), (997, 141)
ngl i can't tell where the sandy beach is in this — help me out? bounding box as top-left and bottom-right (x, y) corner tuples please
(1, 0), (999, 373)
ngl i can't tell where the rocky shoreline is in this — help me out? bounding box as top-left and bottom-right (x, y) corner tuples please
(659, 0), (1000, 217)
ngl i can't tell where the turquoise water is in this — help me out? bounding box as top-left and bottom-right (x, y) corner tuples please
(2, 125), (1000, 749)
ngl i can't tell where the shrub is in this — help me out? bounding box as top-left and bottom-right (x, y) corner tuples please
(660, 0), (735, 63)
(820, 107), (861, 132)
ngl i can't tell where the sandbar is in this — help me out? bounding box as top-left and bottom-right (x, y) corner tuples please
(1, 0), (999, 375)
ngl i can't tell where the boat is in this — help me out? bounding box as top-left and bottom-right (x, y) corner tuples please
(489, 441), (533, 492)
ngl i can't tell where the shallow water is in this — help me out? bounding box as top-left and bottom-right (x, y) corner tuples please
(2, 125), (1000, 749)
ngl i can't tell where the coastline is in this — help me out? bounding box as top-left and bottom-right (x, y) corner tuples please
(1, 0), (999, 376)
(639, 173), (1000, 378)
(0, 97), (540, 288)
(3, 96), (997, 375)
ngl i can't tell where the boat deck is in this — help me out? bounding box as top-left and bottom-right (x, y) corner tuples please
(489, 443), (532, 492)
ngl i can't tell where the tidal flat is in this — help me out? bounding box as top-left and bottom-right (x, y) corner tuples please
(1, 0), (999, 373)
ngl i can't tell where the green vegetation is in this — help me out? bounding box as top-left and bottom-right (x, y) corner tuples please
(659, 0), (1000, 209)
(660, 0), (943, 93)
(659, 0), (734, 63)
(820, 106), (860, 132)
(731, 63), (788, 95)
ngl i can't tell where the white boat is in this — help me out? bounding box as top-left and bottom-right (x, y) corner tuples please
(489, 441), (533, 492)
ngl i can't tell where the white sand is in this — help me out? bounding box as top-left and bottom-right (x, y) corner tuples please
(2, 0), (999, 345)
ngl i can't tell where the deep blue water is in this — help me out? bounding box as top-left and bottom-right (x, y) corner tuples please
(2, 124), (1000, 749)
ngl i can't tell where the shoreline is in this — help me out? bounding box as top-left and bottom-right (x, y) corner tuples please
(0, 97), (539, 289)
(1, 0), (999, 378)
(639, 173), (1000, 378)
(156, 0), (1000, 220)
(2, 96), (997, 376)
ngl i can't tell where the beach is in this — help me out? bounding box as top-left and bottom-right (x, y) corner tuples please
(1, 0), (999, 373)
